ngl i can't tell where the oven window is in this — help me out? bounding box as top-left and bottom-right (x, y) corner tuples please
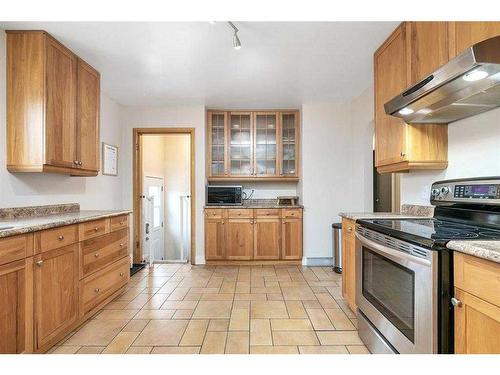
(362, 247), (415, 342)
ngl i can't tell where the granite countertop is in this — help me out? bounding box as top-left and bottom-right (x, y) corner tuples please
(0, 206), (132, 238)
(205, 199), (303, 209)
(447, 241), (500, 264)
(339, 204), (434, 221)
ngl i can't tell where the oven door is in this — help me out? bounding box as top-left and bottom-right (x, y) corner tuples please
(356, 229), (438, 354)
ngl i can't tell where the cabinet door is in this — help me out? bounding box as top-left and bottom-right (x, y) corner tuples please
(205, 219), (226, 260)
(45, 37), (78, 169)
(279, 112), (299, 177)
(341, 218), (356, 312)
(254, 218), (280, 260)
(207, 111), (228, 177)
(408, 22), (449, 85)
(451, 22), (500, 57)
(254, 112), (278, 177)
(229, 112), (253, 176)
(374, 24), (408, 168)
(0, 259), (33, 354)
(281, 218), (302, 260)
(454, 288), (500, 354)
(34, 244), (78, 350)
(77, 59), (100, 172)
(226, 218), (253, 260)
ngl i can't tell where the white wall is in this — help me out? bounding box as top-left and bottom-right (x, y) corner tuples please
(400, 107), (500, 205)
(0, 30), (125, 210)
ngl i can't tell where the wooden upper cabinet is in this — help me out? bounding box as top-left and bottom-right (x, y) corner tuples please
(407, 22), (449, 85)
(374, 22), (448, 173)
(77, 59), (100, 172)
(6, 30), (100, 177)
(450, 22), (500, 58)
(206, 110), (300, 181)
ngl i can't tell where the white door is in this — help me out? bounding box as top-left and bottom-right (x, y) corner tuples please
(142, 176), (165, 265)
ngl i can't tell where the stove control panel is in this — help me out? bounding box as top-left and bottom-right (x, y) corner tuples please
(430, 177), (500, 205)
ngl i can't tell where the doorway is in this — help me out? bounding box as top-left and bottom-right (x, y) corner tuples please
(133, 128), (195, 265)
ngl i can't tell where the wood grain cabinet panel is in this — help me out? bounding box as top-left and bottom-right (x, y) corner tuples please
(281, 218), (302, 260)
(254, 218), (281, 260)
(341, 218), (356, 312)
(34, 244), (79, 351)
(79, 219), (109, 241)
(450, 22), (500, 57)
(0, 234), (33, 266)
(204, 218), (226, 260)
(36, 224), (78, 253)
(6, 30), (100, 176)
(226, 218), (254, 260)
(110, 215), (129, 232)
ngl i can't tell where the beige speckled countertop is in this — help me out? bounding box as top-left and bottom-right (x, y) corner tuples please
(447, 241), (500, 264)
(338, 212), (426, 221)
(205, 198), (303, 209)
(0, 210), (132, 238)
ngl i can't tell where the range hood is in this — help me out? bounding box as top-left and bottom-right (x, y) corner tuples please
(385, 35), (500, 124)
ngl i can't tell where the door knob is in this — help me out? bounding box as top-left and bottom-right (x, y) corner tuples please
(451, 297), (462, 307)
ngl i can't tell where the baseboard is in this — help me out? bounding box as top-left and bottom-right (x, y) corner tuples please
(303, 257), (333, 266)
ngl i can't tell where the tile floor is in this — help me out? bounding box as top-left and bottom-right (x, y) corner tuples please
(49, 264), (370, 354)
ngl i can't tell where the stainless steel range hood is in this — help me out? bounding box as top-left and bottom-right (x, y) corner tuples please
(385, 35), (500, 124)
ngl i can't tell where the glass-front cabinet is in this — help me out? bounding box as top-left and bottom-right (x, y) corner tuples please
(206, 110), (299, 180)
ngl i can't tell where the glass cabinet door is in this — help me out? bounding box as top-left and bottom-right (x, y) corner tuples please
(229, 112), (253, 176)
(254, 112), (278, 176)
(280, 112), (298, 176)
(208, 111), (227, 176)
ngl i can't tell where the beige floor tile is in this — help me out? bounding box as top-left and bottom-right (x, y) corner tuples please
(317, 331), (364, 345)
(123, 319), (150, 332)
(225, 331), (249, 354)
(51, 345), (81, 354)
(347, 345), (370, 354)
(104, 301), (129, 310)
(141, 294), (169, 309)
(172, 309), (194, 319)
(133, 309), (175, 320)
(250, 345), (299, 354)
(270, 319), (313, 331)
(233, 293), (267, 301)
(76, 346), (105, 354)
(306, 308), (335, 330)
(267, 293), (284, 301)
(324, 309), (356, 330)
(102, 331), (140, 354)
(235, 282), (250, 294)
(302, 300), (322, 309)
(272, 331), (320, 346)
(152, 346), (201, 354)
(251, 301), (288, 319)
(179, 319), (209, 346)
(161, 300), (198, 310)
(200, 331), (227, 354)
(220, 281), (236, 293)
(183, 292), (202, 301)
(157, 282), (180, 294)
(126, 346), (153, 354)
(311, 286), (328, 293)
(285, 300), (308, 318)
(281, 286), (316, 300)
(336, 299), (356, 318)
(229, 308), (250, 331)
(315, 293), (340, 309)
(94, 309), (139, 320)
(251, 287), (281, 294)
(207, 276), (224, 288)
(299, 345), (348, 354)
(192, 301), (233, 319)
(250, 319), (272, 346)
(201, 293), (234, 301)
(65, 319), (129, 346)
(134, 320), (189, 346)
(166, 287), (190, 301)
(208, 319), (229, 332)
(326, 286), (343, 299)
(233, 300), (250, 309)
(190, 287), (220, 294)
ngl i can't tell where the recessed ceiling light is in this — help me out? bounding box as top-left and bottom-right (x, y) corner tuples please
(463, 69), (488, 82)
(398, 107), (414, 115)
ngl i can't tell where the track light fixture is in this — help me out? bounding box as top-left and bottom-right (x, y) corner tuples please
(227, 21), (241, 50)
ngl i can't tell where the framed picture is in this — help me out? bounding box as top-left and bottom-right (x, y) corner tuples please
(102, 142), (119, 176)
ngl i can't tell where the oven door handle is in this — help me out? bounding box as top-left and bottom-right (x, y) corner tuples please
(355, 232), (432, 267)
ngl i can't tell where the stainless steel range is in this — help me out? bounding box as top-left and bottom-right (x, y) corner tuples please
(355, 177), (500, 354)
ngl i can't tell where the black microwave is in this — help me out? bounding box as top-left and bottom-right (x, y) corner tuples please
(206, 186), (243, 206)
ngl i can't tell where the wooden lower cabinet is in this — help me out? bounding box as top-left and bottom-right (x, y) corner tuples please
(341, 218), (357, 312)
(34, 244), (79, 351)
(453, 252), (500, 354)
(204, 208), (303, 262)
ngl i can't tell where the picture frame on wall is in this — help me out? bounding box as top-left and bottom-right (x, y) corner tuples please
(102, 142), (119, 176)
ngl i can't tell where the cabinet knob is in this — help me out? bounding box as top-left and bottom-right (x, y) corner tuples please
(347, 227), (353, 232)
(120, 221), (124, 225)
(94, 253), (100, 258)
(94, 227), (99, 232)
(78, 161), (83, 166)
(451, 297), (462, 308)
(73, 160), (78, 165)
(400, 151), (406, 158)
(94, 288), (100, 293)
(58, 235), (64, 241)
(36, 260), (44, 267)
(120, 243), (124, 247)
(120, 272), (124, 277)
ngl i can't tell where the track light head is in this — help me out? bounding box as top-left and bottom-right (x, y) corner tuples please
(232, 32), (241, 50)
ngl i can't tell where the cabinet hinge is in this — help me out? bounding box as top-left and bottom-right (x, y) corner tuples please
(136, 143), (139, 151)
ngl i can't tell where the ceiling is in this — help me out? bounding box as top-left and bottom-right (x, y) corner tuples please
(0, 22), (398, 107)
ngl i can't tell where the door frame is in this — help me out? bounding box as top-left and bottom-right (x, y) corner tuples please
(133, 128), (196, 265)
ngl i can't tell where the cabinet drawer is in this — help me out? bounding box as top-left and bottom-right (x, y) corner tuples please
(255, 209), (280, 218)
(227, 209), (253, 218)
(37, 225), (78, 253)
(80, 257), (129, 315)
(80, 228), (129, 279)
(0, 233), (33, 266)
(205, 209), (223, 219)
(79, 219), (109, 241)
(342, 218), (356, 240)
(282, 209), (303, 219)
(454, 252), (500, 308)
(110, 215), (128, 232)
